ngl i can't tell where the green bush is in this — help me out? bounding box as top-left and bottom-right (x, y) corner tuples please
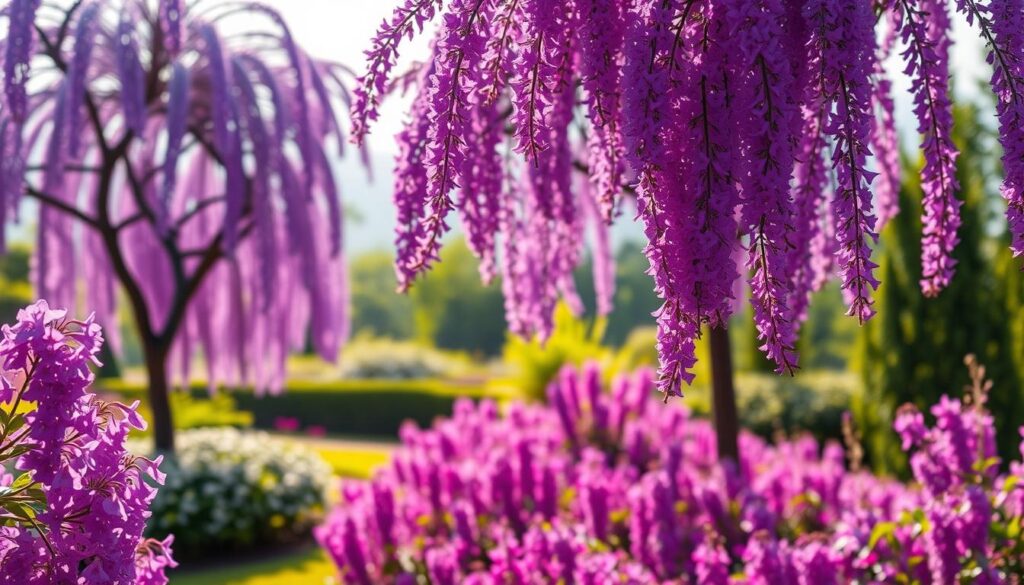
(498, 304), (610, 401)
(688, 370), (859, 442)
(123, 392), (253, 436)
(142, 428), (331, 558)
(101, 378), (489, 437)
(339, 337), (471, 380)
(0, 245), (32, 326)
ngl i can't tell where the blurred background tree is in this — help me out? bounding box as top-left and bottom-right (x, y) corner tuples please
(0, 244), (32, 323)
(410, 241), (508, 357)
(855, 103), (1024, 474)
(349, 251), (415, 340)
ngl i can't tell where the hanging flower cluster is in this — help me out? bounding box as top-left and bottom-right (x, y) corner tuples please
(0, 301), (175, 584)
(353, 0), (1024, 397)
(0, 0), (356, 395)
(317, 361), (1024, 583)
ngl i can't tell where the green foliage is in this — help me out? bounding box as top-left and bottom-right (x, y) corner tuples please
(171, 546), (334, 585)
(102, 378), (491, 437)
(0, 405), (46, 537)
(608, 325), (713, 384)
(608, 326), (660, 373)
(143, 428), (331, 559)
(797, 282), (860, 370)
(128, 392), (253, 436)
(855, 104), (1024, 474)
(349, 251), (415, 339)
(312, 446), (390, 479)
(339, 336), (471, 379)
(0, 245), (32, 326)
(585, 240), (662, 346)
(688, 371), (859, 442)
(498, 304), (611, 401)
(410, 240), (508, 356)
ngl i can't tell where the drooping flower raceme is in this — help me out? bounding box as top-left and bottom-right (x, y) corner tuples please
(0, 301), (175, 584)
(892, 0), (961, 295)
(352, 0), (1024, 396)
(318, 360), (1024, 583)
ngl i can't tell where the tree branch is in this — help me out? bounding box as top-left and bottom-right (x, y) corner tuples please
(175, 195), (227, 230)
(24, 187), (100, 228)
(25, 163), (101, 174)
(161, 220), (255, 341)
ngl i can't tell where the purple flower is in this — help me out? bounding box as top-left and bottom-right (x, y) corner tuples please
(892, 0), (961, 295)
(0, 302), (173, 582)
(729, 0), (801, 374)
(351, 0), (444, 143)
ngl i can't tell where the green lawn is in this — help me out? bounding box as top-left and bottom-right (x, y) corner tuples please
(313, 445), (390, 479)
(171, 546), (335, 585)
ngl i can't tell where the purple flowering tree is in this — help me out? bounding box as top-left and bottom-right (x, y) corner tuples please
(352, 0), (1024, 460)
(0, 301), (175, 583)
(0, 0), (356, 451)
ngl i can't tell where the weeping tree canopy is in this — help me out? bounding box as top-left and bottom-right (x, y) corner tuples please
(0, 0), (358, 397)
(352, 0), (1024, 398)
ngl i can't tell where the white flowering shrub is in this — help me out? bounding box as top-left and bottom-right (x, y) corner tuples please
(339, 338), (470, 379)
(146, 428), (331, 557)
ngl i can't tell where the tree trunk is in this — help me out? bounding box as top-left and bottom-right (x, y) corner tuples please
(709, 326), (739, 463)
(143, 341), (175, 453)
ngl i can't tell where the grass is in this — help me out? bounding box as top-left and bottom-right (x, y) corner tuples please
(171, 546), (335, 585)
(313, 445), (390, 479)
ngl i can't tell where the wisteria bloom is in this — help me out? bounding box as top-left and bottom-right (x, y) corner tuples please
(0, 301), (174, 583)
(352, 0), (1023, 395)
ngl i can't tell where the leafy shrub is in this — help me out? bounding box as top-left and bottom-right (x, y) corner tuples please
(0, 245), (33, 326)
(123, 392), (253, 436)
(499, 303), (610, 401)
(737, 371), (856, 439)
(685, 370), (858, 442)
(317, 362), (1024, 583)
(145, 428), (331, 558)
(339, 337), (470, 380)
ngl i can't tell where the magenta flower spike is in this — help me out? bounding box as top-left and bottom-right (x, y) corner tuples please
(316, 360), (1024, 582)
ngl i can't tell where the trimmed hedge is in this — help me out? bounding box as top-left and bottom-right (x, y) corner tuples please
(99, 378), (491, 437)
(100, 371), (855, 441)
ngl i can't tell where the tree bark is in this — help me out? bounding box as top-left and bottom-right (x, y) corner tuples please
(709, 326), (739, 463)
(143, 340), (175, 453)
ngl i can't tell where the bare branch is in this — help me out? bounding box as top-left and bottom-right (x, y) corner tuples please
(25, 187), (100, 228)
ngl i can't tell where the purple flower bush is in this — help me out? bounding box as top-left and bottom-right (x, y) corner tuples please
(317, 361), (1024, 583)
(0, 301), (174, 583)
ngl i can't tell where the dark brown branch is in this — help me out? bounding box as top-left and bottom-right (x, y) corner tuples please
(161, 220), (255, 341)
(175, 195), (227, 230)
(25, 163), (101, 174)
(572, 159), (637, 197)
(25, 187), (99, 228)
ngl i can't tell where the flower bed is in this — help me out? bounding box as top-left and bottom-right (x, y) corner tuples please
(316, 361), (1024, 583)
(146, 428), (332, 558)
